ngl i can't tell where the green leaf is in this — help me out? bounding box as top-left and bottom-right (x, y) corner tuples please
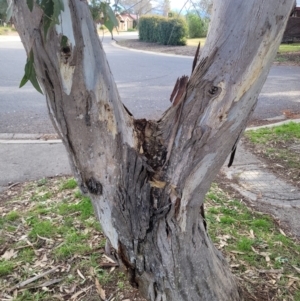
(101, 3), (118, 34)
(25, 50), (34, 77)
(37, 0), (64, 38)
(20, 51), (33, 88)
(29, 68), (43, 94)
(105, 4), (118, 28)
(104, 18), (114, 34)
(19, 50), (43, 94)
(39, 0), (55, 37)
(26, 0), (34, 12)
(19, 74), (29, 88)
(6, 0), (13, 22)
(61, 35), (68, 48)
(53, 0), (64, 25)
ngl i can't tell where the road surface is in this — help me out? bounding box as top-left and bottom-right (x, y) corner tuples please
(0, 33), (299, 134)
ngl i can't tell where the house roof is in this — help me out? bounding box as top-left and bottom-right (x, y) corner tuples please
(120, 13), (137, 20)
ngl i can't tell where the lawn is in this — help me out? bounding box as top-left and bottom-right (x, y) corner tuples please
(186, 37), (207, 47)
(0, 176), (299, 300)
(187, 37), (300, 53)
(278, 43), (300, 53)
(244, 121), (300, 188)
(0, 26), (16, 35)
(0, 177), (145, 301)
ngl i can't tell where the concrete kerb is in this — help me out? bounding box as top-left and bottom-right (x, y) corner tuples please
(0, 36), (21, 42)
(246, 118), (300, 131)
(1, 119), (300, 236)
(112, 40), (193, 59)
(1, 118), (299, 144)
(0, 133), (62, 144)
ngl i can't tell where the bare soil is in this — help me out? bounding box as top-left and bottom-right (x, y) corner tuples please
(117, 39), (198, 57)
(117, 39), (300, 66)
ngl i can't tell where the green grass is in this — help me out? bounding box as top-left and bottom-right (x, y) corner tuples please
(57, 194), (94, 220)
(237, 237), (253, 252)
(0, 26), (15, 35)
(246, 122), (300, 144)
(251, 218), (272, 229)
(54, 238), (91, 259)
(220, 216), (235, 224)
(30, 191), (52, 202)
(205, 184), (300, 299)
(13, 291), (51, 301)
(183, 39), (300, 55)
(1, 177), (299, 300)
(60, 178), (77, 190)
(54, 229), (91, 260)
(278, 43), (300, 53)
(186, 39), (300, 65)
(28, 220), (57, 239)
(5, 210), (20, 221)
(186, 37), (206, 47)
(244, 122), (300, 184)
(37, 178), (47, 186)
(17, 248), (36, 263)
(0, 177), (115, 300)
(0, 260), (15, 276)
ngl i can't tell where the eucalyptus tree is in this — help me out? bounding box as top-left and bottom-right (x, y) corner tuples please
(11, 0), (294, 300)
(196, 0), (213, 17)
(120, 0), (152, 16)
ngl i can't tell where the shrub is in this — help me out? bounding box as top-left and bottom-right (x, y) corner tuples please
(187, 13), (209, 38)
(139, 16), (188, 45)
(139, 16), (164, 43)
(157, 17), (188, 45)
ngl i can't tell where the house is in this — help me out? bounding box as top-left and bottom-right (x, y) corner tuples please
(282, 5), (300, 42)
(116, 13), (137, 31)
(291, 6), (300, 17)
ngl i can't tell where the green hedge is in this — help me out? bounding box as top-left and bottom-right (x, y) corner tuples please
(158, 18), (187, 45)
(139, 16), (187, 45)
(139, 16), (163, 43)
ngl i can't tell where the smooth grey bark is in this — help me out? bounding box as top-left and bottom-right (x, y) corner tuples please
(12, 0), (294, 300)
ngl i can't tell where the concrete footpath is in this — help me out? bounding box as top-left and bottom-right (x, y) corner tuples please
(1, 120), (300, 238)
(222, 142), (300, 239)
(0, 136), (71, 192)
(221, 119), (300, 239)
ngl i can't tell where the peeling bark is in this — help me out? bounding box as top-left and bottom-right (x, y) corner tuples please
(12, 0), (294, 300)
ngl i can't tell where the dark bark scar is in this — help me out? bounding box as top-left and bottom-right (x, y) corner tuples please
(86, 177), (102, 195)
(118, 241), (138, 288)
(174, 197), (181, 219)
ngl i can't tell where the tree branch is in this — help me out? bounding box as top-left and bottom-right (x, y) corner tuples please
(160, 0), (294, 229)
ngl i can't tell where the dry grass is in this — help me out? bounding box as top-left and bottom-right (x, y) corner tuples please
(0, 177), (299, 300)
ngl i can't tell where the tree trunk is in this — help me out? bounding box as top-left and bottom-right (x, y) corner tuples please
(12, 0), (294, 300)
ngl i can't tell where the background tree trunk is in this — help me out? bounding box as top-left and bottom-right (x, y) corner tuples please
(12, 0), (294, 300)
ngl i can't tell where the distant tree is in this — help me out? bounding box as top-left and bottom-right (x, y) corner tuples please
(186, 13), (208, 38)
(163, 0), (170, 16)
(89, 0), (119, 35)
(155, 0), (170, 16)
(193, 0), (213, 18)
(0, 0), (8, 21)
(89, 0), (103, 23)
(121, 0), (152, 16)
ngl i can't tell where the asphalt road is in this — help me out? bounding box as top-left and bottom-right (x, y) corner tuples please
(0, 33), (300, 134)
